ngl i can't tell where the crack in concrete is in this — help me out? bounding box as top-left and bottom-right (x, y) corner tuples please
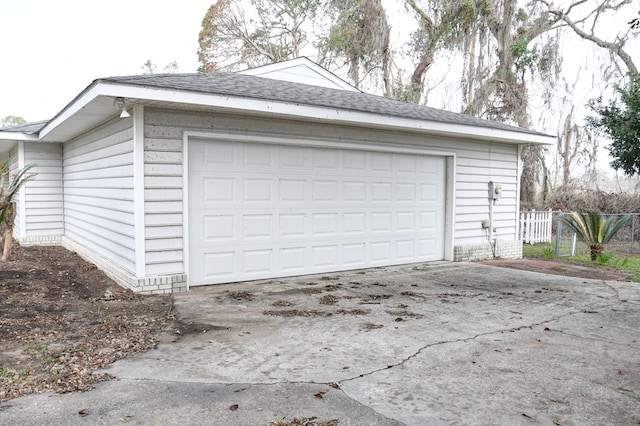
(339, 300), (630, 384)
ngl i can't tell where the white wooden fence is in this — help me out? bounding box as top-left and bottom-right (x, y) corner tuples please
(519, 210), (553, 244)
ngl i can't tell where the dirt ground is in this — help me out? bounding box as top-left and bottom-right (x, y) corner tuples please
(0, 245), (629, 405)
(482, 258), (630, 281)
(0, 245), (176, 402)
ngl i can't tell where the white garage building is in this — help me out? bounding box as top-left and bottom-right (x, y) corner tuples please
(0, 58), (553, 293)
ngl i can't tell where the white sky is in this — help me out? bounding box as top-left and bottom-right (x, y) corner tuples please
(0, 0), (213, 122)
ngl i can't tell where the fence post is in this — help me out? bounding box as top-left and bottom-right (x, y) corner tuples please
(555, 212), (563, 257)
(632, 215), (636, 254)
(546, 209), (552, 244)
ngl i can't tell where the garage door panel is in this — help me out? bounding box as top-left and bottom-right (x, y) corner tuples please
(343, 243), (366, 266)
(397, 212), (416, 231)
(279, 213), (306, 238)
(280, 179), (306, 202)
(189, 140), (446, 286)
(280, 247), (306, 272)
(203, 177), (235, 204)
(396, 240), (416, 259)
(344, 181), (366, 202)
(312, 245), (339, 268)
(203, 142), (236, 167)
(202, 251), (235, 279)
(312, 180), (338, 202)
(243, 144), (273, 168)
(344, 151), (367, 171)
(202, 214), (234, 241)
(343, 212), (366, 234)
(280, 146), (307, 169)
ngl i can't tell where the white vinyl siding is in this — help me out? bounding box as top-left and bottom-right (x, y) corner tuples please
(453, 145), (519, 243)
(143, 119), (184, 276)
(63, 118), (135, 273)
(21, 142), (64, 239)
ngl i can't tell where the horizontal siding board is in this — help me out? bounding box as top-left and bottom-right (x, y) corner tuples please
(144, 176), (183, 188)
(64, 164), (133, 180)
(145, 225), (182, 239)
(144, 151), (183, 164)
(145, 188), (182, 201)
(63, 177), (133, 188)
(65, 195), (133, 212)
(65, 205), (133, 224)
(24, 228), (64, 236)
(146, 238), (183, 250)
(146, 262), (183, 275)
(145, 213), (183, 226)
(65, 187), (134, 201)
(144, 163), (182, 176)
(145, 201), (183, 213)
(145, 250), (183, 263)
(145, 138), (182, 152)
(25, 214), (64, 224)
(26, 222), (65, 231)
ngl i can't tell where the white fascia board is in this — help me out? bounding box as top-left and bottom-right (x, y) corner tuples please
(0, 132), (38, 141)
(42, 81), (556, 146)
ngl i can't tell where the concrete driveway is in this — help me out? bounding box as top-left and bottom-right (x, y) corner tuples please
(2, 262), (639, 425)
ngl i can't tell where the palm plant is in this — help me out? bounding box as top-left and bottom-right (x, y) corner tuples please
(0, 161), (37, 261)
(560, 211), (632, 261)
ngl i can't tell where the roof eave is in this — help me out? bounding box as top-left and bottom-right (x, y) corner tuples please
(39, 81), (555, 145)
(0, 132), (39, 141)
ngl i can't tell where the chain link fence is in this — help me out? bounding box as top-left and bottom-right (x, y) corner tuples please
(521, 210), (640, 258)
(551, 212), (639, 258)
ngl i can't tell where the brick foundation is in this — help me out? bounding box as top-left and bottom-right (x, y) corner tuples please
(453, 240), (522, 262)
(61, 237), (188, 294)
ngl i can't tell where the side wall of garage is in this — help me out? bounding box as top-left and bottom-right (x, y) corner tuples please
(61, 117), (137, 274)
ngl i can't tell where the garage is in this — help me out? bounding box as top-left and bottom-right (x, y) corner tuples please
(188, 137), (447, 286)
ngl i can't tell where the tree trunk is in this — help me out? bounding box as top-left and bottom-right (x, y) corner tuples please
(589, 244), (604, 262)
(1, 229), (13, 261)
(1, 202), (16, 261)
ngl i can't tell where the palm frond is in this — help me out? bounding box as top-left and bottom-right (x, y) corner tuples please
(560, 211), (632, 246)
(0, 163), (37, 225)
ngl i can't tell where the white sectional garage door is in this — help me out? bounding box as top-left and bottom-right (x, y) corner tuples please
(188, 138), (446, 286)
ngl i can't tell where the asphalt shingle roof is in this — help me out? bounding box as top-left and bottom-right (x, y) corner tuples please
(101, 73), (545, 136)
(0, 120), (48, 134)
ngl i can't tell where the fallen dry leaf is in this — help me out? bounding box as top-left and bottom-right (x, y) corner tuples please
(314, 390), (328, 399)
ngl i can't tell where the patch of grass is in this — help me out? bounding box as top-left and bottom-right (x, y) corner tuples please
(523, 243), (640, 282)
(0, 367), (29, 379)
(542, 246), (555, 259)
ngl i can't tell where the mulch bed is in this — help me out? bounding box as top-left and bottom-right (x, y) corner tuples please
(481, 259), (629, 281)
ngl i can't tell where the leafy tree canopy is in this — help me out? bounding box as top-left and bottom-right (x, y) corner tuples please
(587, 73), (640, 175)
(1, 115), (26, 128)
